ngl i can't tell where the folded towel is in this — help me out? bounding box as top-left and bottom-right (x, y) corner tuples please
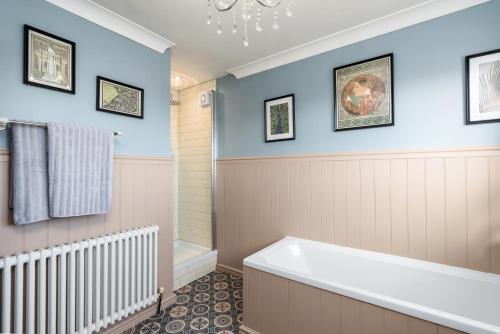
(47, 123), (114, 218)
(9, 124), (50, 225)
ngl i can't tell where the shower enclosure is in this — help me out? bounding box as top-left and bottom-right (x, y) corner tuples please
(170, 80), (217, 289)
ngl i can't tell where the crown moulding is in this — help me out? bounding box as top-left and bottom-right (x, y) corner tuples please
(45, 0), (175, 53)
(45, 0), (489, 78)
(226, 0), (490, 79)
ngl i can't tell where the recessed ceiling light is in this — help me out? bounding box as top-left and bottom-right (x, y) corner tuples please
(171, 72), (198, 90)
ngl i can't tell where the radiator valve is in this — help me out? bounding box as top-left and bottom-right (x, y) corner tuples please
(157, 287), (165, 314)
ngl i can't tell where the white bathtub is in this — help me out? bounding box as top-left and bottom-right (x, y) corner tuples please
(243, 237), (500, 334)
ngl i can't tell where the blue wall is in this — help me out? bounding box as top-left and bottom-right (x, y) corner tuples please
(0, 0), (171, 156)
(217, 1), (500, 158)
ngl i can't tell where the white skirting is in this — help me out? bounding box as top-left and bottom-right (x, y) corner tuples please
(173, 240), (217, 289)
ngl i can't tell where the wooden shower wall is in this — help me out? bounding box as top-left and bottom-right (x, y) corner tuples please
(216, 146), (500, 274)
(0, 150), (174, 332)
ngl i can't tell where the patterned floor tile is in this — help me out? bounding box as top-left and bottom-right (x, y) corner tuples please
(122, 271), (243, 334)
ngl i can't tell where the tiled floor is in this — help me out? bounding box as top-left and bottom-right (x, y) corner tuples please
(123, 271), (243, 334)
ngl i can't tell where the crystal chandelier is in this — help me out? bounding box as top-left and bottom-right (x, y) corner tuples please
(207, 0), (293, 47)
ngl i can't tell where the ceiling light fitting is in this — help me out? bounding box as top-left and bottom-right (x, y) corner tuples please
(207, 0), (293, 47)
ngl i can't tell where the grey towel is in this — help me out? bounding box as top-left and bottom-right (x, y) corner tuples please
(9, 124), (50, 225)
(47, 123), (114, 217)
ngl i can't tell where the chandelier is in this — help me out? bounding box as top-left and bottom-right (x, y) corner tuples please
(206, 0), (293, 47)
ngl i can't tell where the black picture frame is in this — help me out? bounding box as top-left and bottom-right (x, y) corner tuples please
(264, 94), (296, 143)
(24, 25), (76, 94)
(466, 48), (500, 125)
(96, 76), (144, 119)
(333, 53), (394, 131)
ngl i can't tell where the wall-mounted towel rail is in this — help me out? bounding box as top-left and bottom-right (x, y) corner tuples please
(0, 117), (123, 136)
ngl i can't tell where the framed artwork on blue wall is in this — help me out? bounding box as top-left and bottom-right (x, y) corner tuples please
(264, 94), (295, 142)
(24, 25), (76, 94)
(466, 49), (500, 124)
(334, 54), (394, 131)
(96, 76), (144, 119)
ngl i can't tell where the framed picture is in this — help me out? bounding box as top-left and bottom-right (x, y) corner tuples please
(466, 49), (500, 124)
(24, 25), (75, 94)
(96, 76), (144, 119)
(334, 54), (394, 131)
(265, 94), (295, 142)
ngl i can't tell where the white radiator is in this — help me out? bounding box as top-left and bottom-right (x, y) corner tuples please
(0, 225), (159, 334)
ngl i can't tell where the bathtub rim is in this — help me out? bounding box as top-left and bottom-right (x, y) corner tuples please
(243, 236), (500, 334)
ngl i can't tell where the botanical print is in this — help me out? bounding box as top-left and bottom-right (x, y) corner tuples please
(467, 49), (500, 124)
(265, 94), (295, 142)
(335, 55), (393, 131)
(101, 81), (141, 116)
(25, 26), (74, 93)
(479, 60), (500, 114)
(270, 102), (289, 135)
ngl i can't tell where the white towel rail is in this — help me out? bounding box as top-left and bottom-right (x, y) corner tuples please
(0, 117), (123, 136)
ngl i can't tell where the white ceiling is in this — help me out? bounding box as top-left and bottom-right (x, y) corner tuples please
(85, 0), (485, 83)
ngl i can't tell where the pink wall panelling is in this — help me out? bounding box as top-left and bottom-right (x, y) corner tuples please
(0, 151), (174, 332)
(216, 147), (500, 275)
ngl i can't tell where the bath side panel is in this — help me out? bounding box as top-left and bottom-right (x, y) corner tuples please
(242, 267), (467, 334)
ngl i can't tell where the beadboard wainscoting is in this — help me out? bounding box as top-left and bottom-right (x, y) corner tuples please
(216, 146), (500, 275)
(0, 150), (175, 333)
(241, 267), (465, 334)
